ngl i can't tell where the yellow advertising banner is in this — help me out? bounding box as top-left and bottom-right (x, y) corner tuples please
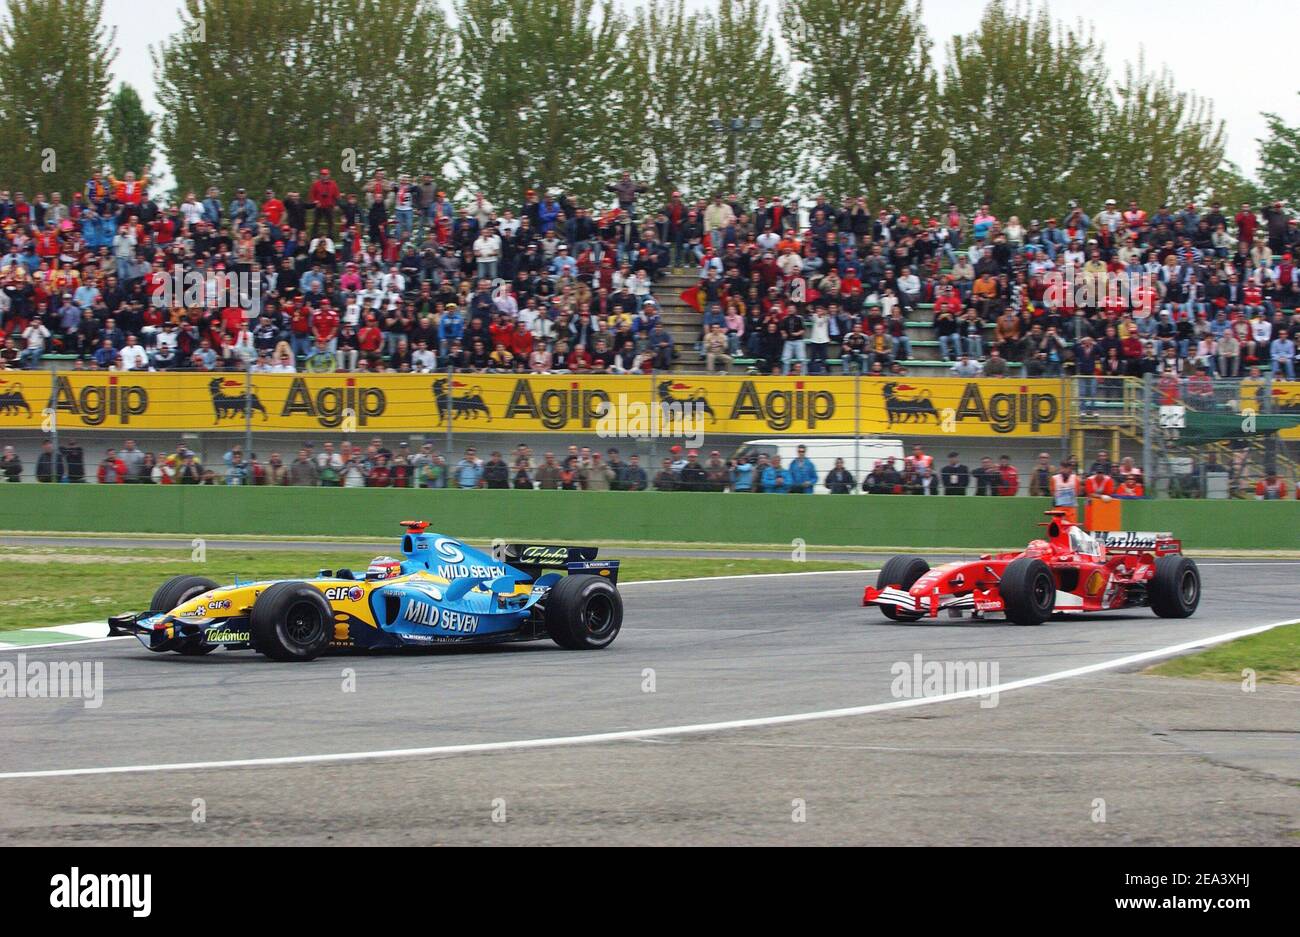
(0, 372), (1070, 437)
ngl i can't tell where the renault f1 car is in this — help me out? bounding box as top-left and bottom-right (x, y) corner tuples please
(108, 521), (623, 660)
(863, 511), (1200, 626)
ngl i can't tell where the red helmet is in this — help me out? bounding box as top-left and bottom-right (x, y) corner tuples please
(365, 556), (403, 581)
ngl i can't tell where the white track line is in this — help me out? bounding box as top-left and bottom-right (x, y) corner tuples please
(0, 614), (1292, 781)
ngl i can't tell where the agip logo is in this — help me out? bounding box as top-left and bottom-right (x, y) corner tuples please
(728, 380), (835, 430)
(51, 374), (148, 426)
(282, 377), (386, 428)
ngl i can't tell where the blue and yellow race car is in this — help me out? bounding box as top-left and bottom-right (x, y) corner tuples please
(108, 521), (623, 661)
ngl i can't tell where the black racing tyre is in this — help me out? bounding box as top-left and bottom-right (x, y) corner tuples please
(150, 575), (219, 613)
(249, 581), (333, 661)
(875, 556), (929, 621)
(544, 574), (623, 649)
(999, 557), (1056, 626)
(149, 575), (221, 655)
(1149, 555), (1200, 618)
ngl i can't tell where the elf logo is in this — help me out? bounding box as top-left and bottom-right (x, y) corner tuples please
(505, 380), (610, 430)
(729, 380), (835, 430)
(51, 375), (148, 426)
(955, 383), (1058, 434)
(281, 377), (385, 428)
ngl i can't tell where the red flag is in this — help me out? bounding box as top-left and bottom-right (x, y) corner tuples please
(679, 286), (704, 312)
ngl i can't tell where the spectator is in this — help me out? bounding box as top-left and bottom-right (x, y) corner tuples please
(997, 455), (1019, 496)
(824, 457), (854, 494)
(760, 454), (790, 493)
(0, 444), (20, 481)
(652, 457), (677, 491)
(96, 447), (127, 484)
(482, 451), (510, 489)
(972, 456), (1000, 495)
(289, 448), (320, 486)
(939, 451), (969, 495)
(35, 439), (65, 482)
(453, 447), (483, 488)
(787, 444), (817, 494)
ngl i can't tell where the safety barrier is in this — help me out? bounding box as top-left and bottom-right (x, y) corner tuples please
(1, 485), (1295, 550)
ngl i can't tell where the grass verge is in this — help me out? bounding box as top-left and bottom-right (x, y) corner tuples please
(1145, 622), (1300, 686)
(0, 545), (867, 631)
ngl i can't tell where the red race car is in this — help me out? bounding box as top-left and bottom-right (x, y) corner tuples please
(863, 510), (1201, 625)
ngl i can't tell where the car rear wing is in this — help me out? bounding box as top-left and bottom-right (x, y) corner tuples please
(1094, 531), (1183, 556)
(501, 544), (619, 583)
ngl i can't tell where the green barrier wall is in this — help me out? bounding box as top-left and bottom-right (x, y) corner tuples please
(2, 486), (1297, 550)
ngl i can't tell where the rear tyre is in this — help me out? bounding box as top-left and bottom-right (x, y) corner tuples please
(999, 558), (1056, 626)
(544, 574), (623, 649)
(149, 575), (220, 655)
(1149, 556), (1200, 618)
(250, 581), (333, 661)
(875, 556), (929, 621)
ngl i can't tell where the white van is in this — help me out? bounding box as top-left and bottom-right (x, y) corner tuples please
(732, 437), (906, 493)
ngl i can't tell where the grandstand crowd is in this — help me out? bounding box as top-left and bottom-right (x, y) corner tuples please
(0, 168), (1298, 380)
(4, 436), (1293, 500)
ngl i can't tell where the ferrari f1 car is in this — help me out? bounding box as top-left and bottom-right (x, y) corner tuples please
(863, 510), (1200, 626)
(109, 521), (623, 661)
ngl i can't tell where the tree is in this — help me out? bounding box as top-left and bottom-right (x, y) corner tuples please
(625, 0), (707, 203)
(155, 0), (456, 200)
(455, 0), (636, 209)
(1258, 95), (1300, 206)
(101, 84), (155, 180)
(1088, 56), (1226, 212)
(692, 0), (796, 200)
(935, 0), (1109, 220)
(782, 0), (939, 211)
(0, 0), (116, 197)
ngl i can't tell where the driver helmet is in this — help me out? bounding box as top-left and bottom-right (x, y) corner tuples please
(365, 556), (403, 581)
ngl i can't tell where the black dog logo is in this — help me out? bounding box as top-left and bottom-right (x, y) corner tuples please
(209, 377), (267, 423)
(432, 379), (492, 421)
(657, 380), (715, 419)
(0, 380), (31, 417)
(882, 382), (937, 425)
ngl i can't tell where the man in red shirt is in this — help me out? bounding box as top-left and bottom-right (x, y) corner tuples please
(261, 189), (285, 227)
(312, 301), (339, 352)
(357, 313), (384, 362)
(997, 455), (1019, 496)
(1085, 467), (1116, 498)
(1234, 203), (1256, 248)
(309, 168), (341, 239)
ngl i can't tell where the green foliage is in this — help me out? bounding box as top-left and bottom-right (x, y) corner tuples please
(154, 0), (455, 199)
(100, 84), (155, 180)
(1258, 96), (1300, 206)
(455, 0), (636, 208)
(782, 0), (939, 209)
(0, 0), (115, 197)
(936, 0), (1110, 219)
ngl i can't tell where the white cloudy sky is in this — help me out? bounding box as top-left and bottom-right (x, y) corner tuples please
(104, 0), (1296, 187)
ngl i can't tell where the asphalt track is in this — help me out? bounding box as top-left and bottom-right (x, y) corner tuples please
(0, 559), (1297, 844)
(1, 560), (1295, 774)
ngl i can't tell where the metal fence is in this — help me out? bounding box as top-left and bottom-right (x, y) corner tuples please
(2, 362), (1298, 499)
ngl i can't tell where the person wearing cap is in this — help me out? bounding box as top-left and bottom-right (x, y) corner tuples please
(669, 444), (687, 476)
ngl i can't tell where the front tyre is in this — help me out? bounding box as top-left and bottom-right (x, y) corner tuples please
(875, 556), (929, 621)
(544, 574), (623, 649)
(149, 575), (221, 655)
(250, 581), (333, 661)
(1149, 556), (1200, 618)
(999, 558), (1056, 626)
